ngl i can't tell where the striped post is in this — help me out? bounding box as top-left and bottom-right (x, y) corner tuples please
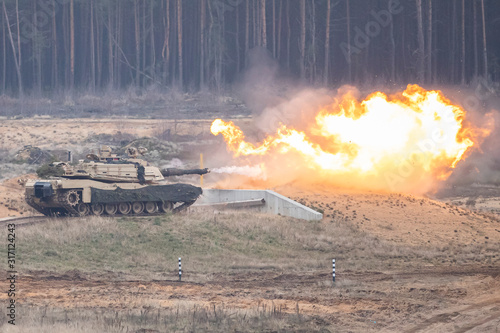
(178, 257), (182, 281)
(332, 259), (336, 283)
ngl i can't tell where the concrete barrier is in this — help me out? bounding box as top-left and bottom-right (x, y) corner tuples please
(194, 189), (323, 221)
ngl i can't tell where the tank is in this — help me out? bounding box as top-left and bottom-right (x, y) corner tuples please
(24, 146), (209, 217)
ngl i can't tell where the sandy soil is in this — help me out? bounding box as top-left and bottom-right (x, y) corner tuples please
(0, 265), (496, 332)
(0, 176), (33, 217)
(1, 118), (499, 331)
(0, 117), (218, 150)
(281, 186), (500, 248)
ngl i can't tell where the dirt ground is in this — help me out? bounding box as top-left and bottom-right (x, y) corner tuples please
(0, 117), (215, 150)
(1, 118), (500, 332)
(2, 265), (498, 332)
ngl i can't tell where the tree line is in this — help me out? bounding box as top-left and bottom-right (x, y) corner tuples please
(1, 0), (498, 97)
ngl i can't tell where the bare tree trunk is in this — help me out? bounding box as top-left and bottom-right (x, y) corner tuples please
(245, 0), (249, 66)
(200, 0), (205, 86)
(255, 0), (260, 46)
(450, 0), (456, 82)
(34, 0), (42, 95)
(253, 0), (257, 47)
(277, 0), (282, 59)
(2, 2), (22, 96)
(70, 0), (75, 90)
(162, 0), (170, 85)
(116, 1), (122, 87)
(141, 1), (146, 87)
(52, 0), (58, 90)
(63, 3), (69, 87)
(300, 0), (305, 80)
(219, 4), (224, 88)
(15, 0), (21, 86)
(150, 0), (156, 83)
(480, 0), (487, 78)
(324, 0), (331, 85)
(461, 0), (465, 85)
(426, 0), (432, 83)
(96, 8), (102, 89)
(171, 0), (177, 81)
(286, 0), (290, 70)
(311, 1), (316, 83)
(107, 3), (114, 88)
(416, 0), (425, 83)
(79, 7), (89, 85)
(177, 0), (182, 88)
(401, 9), (406, 82)
(134, 0), (140, 87)
(473, 0), (478, 78)
(346, 0), (351, 82)
(389, 0), (395, 82)
(432, 15), (437, 83)
(90, 0), (96, 92)
(261, 0), (266, 48)
(272, 0), (275, 57)
(236, 4), (240, 72)
(1, 9), (5, 93)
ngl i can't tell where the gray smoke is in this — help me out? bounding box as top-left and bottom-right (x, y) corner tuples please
(211, 165), (266, 180)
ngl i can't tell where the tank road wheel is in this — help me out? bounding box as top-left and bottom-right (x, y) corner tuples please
(144, 202), (157, 214)
(159, 201), (174, 213)
(105, 203), (118, 216)
(118, 202), (132, 215)
(76, 203), (90, 216)
(132, 202), (144, 214)
(64, 190), (80, 207)
(91, 203), (104, 216)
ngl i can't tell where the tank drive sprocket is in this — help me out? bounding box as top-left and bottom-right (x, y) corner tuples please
(62, 190), (80, 207)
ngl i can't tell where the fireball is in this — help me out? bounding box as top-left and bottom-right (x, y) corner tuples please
(211, 85), (491, 192)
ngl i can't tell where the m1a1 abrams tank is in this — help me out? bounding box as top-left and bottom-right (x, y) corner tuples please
(24, 146), (209, 217)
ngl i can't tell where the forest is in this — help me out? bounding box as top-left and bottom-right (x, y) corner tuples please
(0, 0), (499, 97)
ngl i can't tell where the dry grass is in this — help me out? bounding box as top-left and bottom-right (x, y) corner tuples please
(18, 210), (500, 280)
(2, 303), (322, 333)
(8, 208), (500, 332)
(0, 89), (249, 119)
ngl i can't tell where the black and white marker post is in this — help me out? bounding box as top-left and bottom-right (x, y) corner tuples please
(178, 257), (182, 282)
(332, 259), (336, 283)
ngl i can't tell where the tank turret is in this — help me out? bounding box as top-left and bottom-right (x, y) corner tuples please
(25, 146), (208, 217)
(52, 145), (165, 184)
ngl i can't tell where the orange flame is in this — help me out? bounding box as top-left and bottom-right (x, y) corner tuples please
(211, 85), (490, 192)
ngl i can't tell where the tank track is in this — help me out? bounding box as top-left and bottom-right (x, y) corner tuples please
(173, 200), (196, 213)
(25, 193), (53, 216)
(27, 193), (195, 217)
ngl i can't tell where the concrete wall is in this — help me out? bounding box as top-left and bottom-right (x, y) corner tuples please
(195, 189), (323, 221)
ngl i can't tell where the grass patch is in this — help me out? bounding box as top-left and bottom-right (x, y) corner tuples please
(17, 211), (500, 280)
(3, 303), (326, 333)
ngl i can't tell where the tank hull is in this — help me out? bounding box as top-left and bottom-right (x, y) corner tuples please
(25, 178), (202, 216)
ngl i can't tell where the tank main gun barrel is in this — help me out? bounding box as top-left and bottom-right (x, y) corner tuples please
(161, 168), (210, 177)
